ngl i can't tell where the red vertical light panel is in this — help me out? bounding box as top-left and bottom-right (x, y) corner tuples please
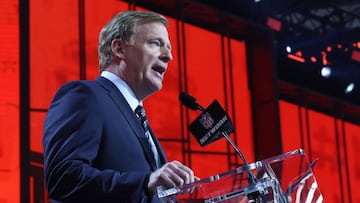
(230, 39), (254, 163)
(30, 0), (80, 110)
(279, 100), (302, 153)
(0, 0), (20, 202)
(30, 113), (46, 153)
(85, 0), (130, 80)
(344, 122), (360, 203)
(307, 110), (341, 202)
(335, 118), (350, 203)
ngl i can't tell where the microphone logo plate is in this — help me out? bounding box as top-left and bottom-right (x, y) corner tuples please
(200, 112), (214, 129)
(189, 99), (234, 146)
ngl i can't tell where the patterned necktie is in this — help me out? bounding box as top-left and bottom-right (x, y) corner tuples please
(135, 105), (160, 168)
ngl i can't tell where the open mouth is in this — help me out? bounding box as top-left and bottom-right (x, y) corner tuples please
(152, 65), (166, 78)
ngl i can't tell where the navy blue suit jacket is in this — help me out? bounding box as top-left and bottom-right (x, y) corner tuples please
(43, 76), (167, 203)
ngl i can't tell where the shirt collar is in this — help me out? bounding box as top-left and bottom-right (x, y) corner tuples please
(101, 71), (142, 111)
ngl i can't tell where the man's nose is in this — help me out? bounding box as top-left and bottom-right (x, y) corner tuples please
(160, 47), (173, 62)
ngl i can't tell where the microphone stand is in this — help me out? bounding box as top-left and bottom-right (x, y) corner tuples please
(221, 131), (264, 202)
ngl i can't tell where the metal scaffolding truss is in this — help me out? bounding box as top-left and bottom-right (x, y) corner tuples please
(274, 4), (360, 43)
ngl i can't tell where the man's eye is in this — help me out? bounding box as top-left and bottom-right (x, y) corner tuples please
(150, 40), (161, 46)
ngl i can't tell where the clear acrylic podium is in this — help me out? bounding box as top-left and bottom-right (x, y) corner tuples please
(157, 149), (323, 203)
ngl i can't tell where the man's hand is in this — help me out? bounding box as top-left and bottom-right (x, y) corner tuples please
(147, 160), (200, 194)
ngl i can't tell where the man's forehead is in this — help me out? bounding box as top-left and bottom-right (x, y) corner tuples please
(134, 22), (168, 34)
(134, 23), (171, 42)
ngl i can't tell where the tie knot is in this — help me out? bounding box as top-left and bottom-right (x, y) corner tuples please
(135, 105), (146, 118)
(135, 105), (149, 130)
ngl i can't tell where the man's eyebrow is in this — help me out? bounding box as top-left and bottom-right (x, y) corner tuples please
(153, 37), (172, 50)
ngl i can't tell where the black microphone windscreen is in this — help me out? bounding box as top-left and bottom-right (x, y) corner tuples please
(179, 92), (198, 111)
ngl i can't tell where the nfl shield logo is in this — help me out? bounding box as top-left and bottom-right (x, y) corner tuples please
(199, 112), (214, 129)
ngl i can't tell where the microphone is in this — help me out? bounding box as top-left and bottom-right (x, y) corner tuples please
(179, 92), (263, 201)
(179, 92), (205, 111)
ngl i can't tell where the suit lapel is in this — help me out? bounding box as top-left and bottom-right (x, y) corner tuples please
(96, 76), (158, 170)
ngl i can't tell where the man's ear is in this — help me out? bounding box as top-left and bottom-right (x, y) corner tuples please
(111, 39), (125, 59)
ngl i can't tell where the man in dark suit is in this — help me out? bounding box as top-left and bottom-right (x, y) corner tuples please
(43, 10), (198, 203)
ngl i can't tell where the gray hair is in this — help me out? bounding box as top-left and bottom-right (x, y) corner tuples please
(98, 10), (169, 72)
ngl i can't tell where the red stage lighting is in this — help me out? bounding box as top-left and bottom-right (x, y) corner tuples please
(267, 17), (282, 32)
(351, 50), (360, 62)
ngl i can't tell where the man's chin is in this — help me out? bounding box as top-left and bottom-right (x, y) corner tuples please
(154, 84), (162, 92)
(148, 83), (163, 94)
(152, 79), (163, 90)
